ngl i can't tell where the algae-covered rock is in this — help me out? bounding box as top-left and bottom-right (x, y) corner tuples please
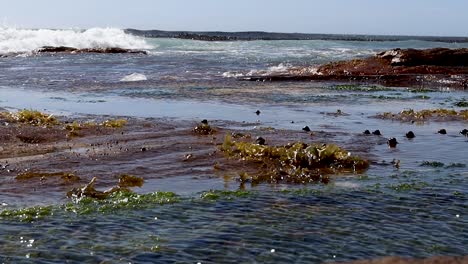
(2, 109), (59, 127)
(221, 134), (369, 184)
(101, 119), (128, 128)
(379, 108), (468, 122)
(193, 120), (216, 135)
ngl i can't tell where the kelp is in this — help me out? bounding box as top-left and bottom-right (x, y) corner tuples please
(379, 108), (468, 121)
(2, 109), (59, 127)
(16, 171), (80, 183)
(220, 134), (369, 185)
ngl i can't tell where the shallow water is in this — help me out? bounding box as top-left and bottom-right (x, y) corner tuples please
(0, 33), (467, 263)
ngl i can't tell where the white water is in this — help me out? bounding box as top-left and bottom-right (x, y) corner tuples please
(0, 27), (152, 55)
(120, 73), (148, 82)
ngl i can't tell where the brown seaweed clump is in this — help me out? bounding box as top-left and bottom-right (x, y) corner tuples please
(2, 109), (59, 127)
(16, 171), (81, 183)
(220, 134), (369, 185)
(379, 108), (468, 122)
(67, 177), (129, 200)
(118, 174), (144, 187)
(193, 120), (216, 135)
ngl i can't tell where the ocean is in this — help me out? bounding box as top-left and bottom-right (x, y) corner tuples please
(0, 28), (467, 263)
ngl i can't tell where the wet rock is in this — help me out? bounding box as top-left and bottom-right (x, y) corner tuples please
(460, 129), (468, 136)
(255, 110), (261, 115)
(302, 126), (311, 132)
(255, 136), (266, 145)
(141, 147), (147, 152)
(438, 129), (447, 134)
(244, 48), (468, 89)
(35, 46), (148, 55)
(363, 130), (371, 135)
(372, 130), (381, 136)
(201, 119), (208, 125)
(387, 138), (398, 148)
(405, 131), (415, 139)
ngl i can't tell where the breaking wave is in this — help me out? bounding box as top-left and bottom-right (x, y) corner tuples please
(0, 27), (152, 55)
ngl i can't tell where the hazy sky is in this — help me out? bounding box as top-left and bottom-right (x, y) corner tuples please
(2, 0), (467, 36)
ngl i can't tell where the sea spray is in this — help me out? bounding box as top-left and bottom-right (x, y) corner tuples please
(0, 27), (152, 55)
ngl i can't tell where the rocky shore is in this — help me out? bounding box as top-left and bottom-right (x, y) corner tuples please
(244, 48), (468, 89)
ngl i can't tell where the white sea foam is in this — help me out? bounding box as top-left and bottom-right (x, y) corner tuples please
(120, 73), (148, 82)
(0, 27), (152, 55)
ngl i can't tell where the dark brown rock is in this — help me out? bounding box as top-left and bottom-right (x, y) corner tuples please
(35, 46), (148, 55)
(243, 48), (468, 89)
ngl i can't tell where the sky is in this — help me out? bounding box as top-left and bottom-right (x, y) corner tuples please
(1, 0), (468, 36)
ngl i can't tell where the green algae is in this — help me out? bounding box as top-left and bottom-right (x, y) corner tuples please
(200, 189), (253, 200)
(388, 182), (429, 192)
(2, 109), (59, 127)
(0, 206), (54, 222)
(64, 190), (179, 214)
(220, 134), (368, 185)
(330, 84), (391, 92)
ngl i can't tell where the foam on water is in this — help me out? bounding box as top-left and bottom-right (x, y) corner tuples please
(0, 27), (152, 55)
(120, 73), (148, 82)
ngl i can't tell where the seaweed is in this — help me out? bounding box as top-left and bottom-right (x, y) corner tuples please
(220, 134), (368, 185)
(64, 190), (179, 214)
(200, 189), (252, 200)
(2, 109), (59, 127)
(0, 206), (53, 222)
(16, 171), (80, 183)
(193, 121), (216, 135)
(379, 108), (468, 121)
(101, 119), (128, 128)
(118, 174), (144, 188)
(67, 177), (128, 200)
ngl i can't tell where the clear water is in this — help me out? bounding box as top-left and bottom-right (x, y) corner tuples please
(0, 30), (467, 263)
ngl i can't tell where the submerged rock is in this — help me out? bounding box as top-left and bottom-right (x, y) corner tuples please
(372, 130), (381, 136)
(405, 131), (415, 139)
(302, 126), (311, 132)
(438, 129), (447, 135)
(387, 138), (398, 148)
(363, 130), (371, 135)
(461, 129), (468, 136)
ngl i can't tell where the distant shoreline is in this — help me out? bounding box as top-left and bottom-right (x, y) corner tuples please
(125, 28), (468, 43)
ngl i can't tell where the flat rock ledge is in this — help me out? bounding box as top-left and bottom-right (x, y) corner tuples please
(244, 48), (468, 89)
